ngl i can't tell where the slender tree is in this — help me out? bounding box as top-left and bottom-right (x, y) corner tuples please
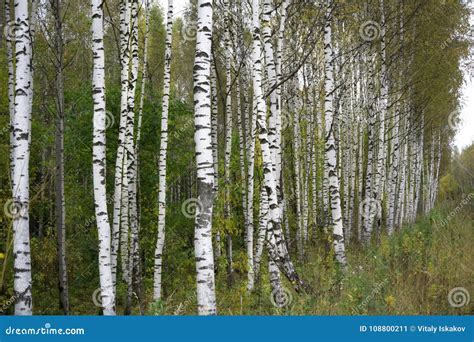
(51, 0), (69, 314)
(11, 0), (33, 316)
(252, 0), (306, 292)
(193, 0), (217, 315)
(91, 0), (115, 315)
(154, 0), (173, 300)
(111, 0), (131, 292)
(323, 0), (347, 267)
(5, 0), (15, 182)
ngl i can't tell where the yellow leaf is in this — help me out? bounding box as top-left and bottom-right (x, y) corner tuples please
(385, 295), (395, 307)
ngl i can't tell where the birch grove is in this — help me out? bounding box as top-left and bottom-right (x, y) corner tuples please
(1, 0), (471, 316)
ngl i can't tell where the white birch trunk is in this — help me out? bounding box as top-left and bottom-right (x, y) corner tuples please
(193, 0), (217, 315)
(210, 55), (221, 258)
(386, 100), (401, 234)
(12, 0), (33, 315)
(361, 51), (377, 245)
(246, 80), (257, 291)
(262, 0), (280, 197)
(252, 0), (306, 291)
(293, 101), (304, 260)
(253, 185), (268, 282)
(5, 0), (15, 184)
(153, 0), (173, 301)
(111, 0), (131, 290)
(91, 0), (115, 315)
(223, 0), (233, 279)
(375, 0), (388, 223)
(122, 0), (139, 313)
(323, 0), (347, 267)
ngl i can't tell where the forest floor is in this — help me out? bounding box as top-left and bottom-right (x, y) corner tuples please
(154, 198), (473, 316)
(25, 198), (473, 315)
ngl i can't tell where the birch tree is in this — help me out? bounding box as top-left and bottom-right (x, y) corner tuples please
(252, 0), (306, 292)
(91, 0), (115, 315)
(193, 0), (217, 315)
(11, 0), (33, 316)
(154, 0), (173, 300)
(323, 0), (347, 267)
(5, 0), (15, 182)
(51, 0), (69, 314)
(111, 0), (131, 291)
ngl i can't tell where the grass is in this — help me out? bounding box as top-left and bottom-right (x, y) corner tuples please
(149, 199), (473, 315)
(3, 199), (472, 315)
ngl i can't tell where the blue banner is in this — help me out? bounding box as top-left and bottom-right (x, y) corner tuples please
(0, 315), (472, 342)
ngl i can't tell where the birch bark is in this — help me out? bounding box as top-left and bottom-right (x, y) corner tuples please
(193, 0), (217, 315)
(12, 0), (33, 315)
(154, 0), (173, 301)
(91, 0), (115, 315)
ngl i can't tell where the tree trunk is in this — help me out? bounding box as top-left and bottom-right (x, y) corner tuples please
(323, 0), (347, 267)
(154, 0), (173, 301)
(52, 0), (69, 315)
(12, 0), (34, 315)
(252, 0), (307, 292)
(111, 0), (131, 293)
(91, 0), (115, 315)
(193, 0), (217, 315)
